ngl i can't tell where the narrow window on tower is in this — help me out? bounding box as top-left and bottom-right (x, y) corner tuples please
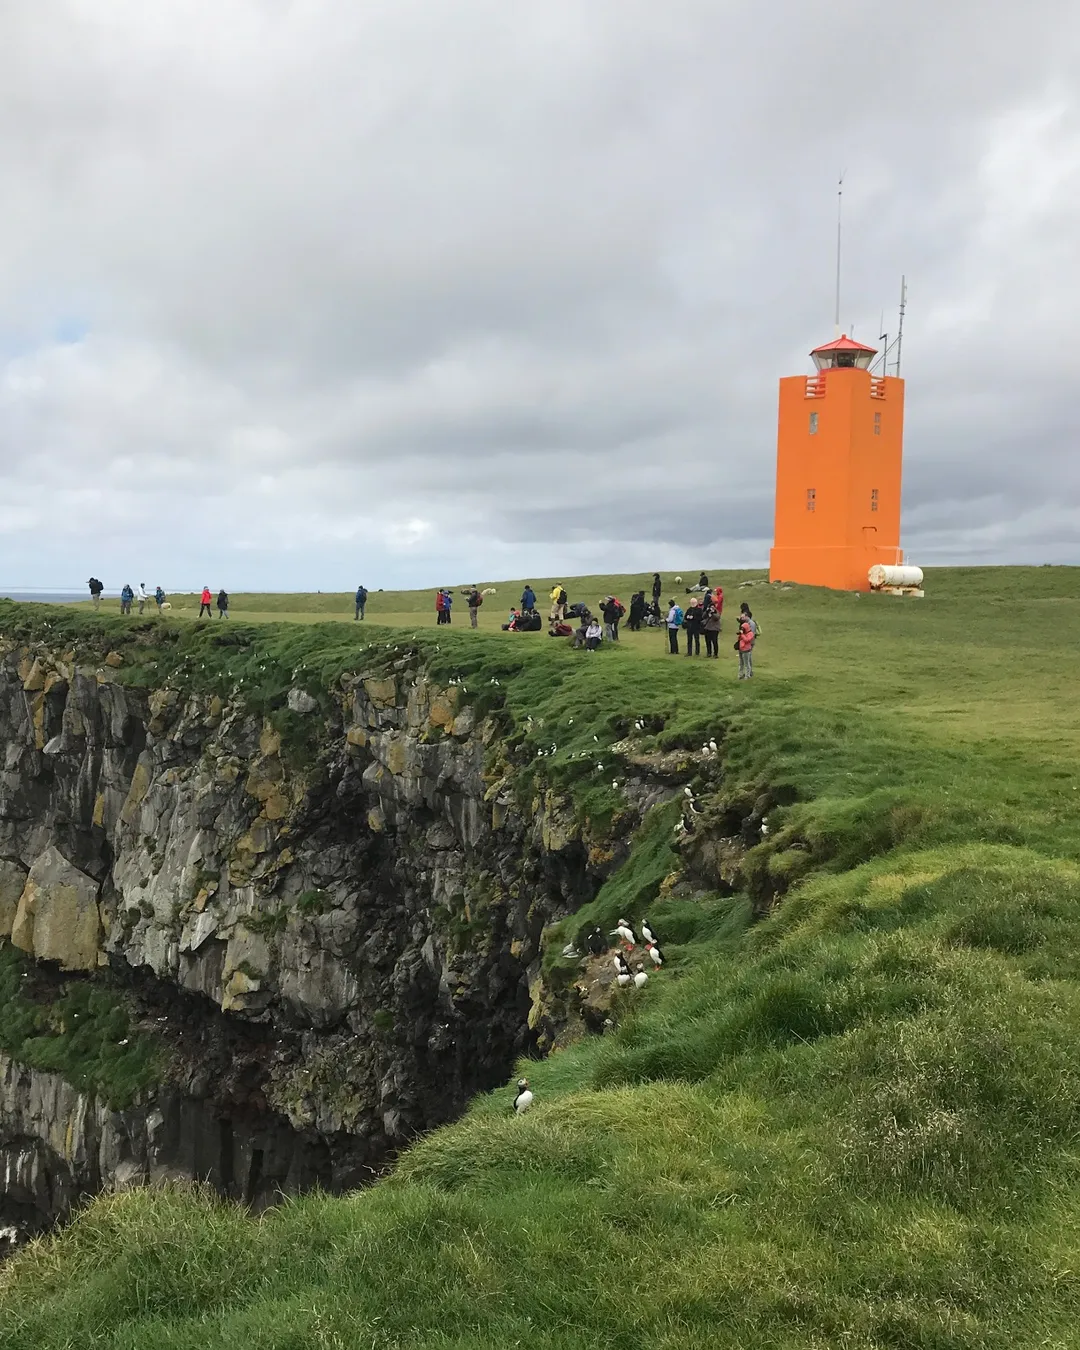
(807, 487), (816, 512)
(873, 412), (882, 436)
(871, 488), (879, 512)
(809, 412), (819, 435)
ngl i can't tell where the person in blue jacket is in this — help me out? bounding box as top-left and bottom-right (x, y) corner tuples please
(354, 585), (368, 620)
(521, 584), (536, 612)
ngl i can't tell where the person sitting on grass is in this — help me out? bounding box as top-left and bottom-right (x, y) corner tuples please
(585, 617), (603, 651)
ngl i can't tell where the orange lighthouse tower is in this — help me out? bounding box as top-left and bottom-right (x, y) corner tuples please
(769, 335), (905, 592)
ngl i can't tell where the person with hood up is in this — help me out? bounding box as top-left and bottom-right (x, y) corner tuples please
(665, 599), (683, 655)
(682, 597), (703, 656)
(354, 585), (368, 620)
(120, 583), (134, 616)
(627, 591), (646, 631)
(154, 586), (166, 614)
(217, 589), (229, 618)
(199, 587), (212, 618)
(549, 584), (567, 621)
(521, 584), (537, 613)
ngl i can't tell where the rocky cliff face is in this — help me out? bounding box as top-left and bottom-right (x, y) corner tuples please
(0, 638), (623, 1240)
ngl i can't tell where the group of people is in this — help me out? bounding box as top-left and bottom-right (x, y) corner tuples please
(89, 578), (228, 618)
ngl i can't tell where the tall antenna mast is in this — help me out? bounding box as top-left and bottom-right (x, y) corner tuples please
(895, 275), (907, 376)
(834, 172), (845, 337)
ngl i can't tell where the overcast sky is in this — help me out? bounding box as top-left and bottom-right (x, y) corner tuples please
(1, 1), (1078, 592)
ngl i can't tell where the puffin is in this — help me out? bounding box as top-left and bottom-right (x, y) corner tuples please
(613, 953), (632, 986)
(611, 918), (636, 949)
(586, 926), (606, 956)
(646, 942), (664, 967)
(633, 968), (649, 989)
(641, 919), (657, 945)
(513, 1078), (534, 1114)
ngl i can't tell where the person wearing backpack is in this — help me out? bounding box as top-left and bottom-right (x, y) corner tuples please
(464, 586), (483, 628)
(550, 584), (567, 621)
(521, 584), (536, 612)
(88, 577), (104, 611)
(120, 583), (134, 616)
(154, 586), (166, 614)
(199, 586), (212, 618)
(666, 599), (683, 655)
(354, 585), (368, 620)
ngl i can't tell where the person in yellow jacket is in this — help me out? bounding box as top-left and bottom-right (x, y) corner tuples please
(550, 584), (567, 621)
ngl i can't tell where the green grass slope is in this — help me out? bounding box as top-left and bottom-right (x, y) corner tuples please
(2, 567), (1080, 1348)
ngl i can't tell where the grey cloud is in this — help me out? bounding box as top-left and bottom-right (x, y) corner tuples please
(1, 1), (1079, 591)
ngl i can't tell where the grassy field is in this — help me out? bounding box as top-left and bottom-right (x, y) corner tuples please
(2, 566), (1080, 1348)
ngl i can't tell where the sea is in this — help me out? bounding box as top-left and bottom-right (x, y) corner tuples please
(0, 592), (89, 604)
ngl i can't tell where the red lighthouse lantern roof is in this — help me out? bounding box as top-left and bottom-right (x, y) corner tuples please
(810, 334), (878, 371)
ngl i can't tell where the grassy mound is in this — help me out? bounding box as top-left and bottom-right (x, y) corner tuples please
(2, 567), (1080, 1347)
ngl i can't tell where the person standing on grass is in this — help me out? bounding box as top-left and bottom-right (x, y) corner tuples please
(521, 584), (536, 613)
(683, 598), (702, 656)
(435, 590), (446, 624)
(442, 589), (453, 624)
(88, 577), (103, 610)
(465, 586), (483, 628)
(736, 609), (756, 679)
(702, 602), (721, 658)
(652, 573), (663, 607)
(217, 589), (229, 618)
(739, 602), (759, 639)
(199, 587), (212, 618)
(627, 591), (646, 631)
(120, 583), (134, 616)
(666, 599), (683, 655)
(136, 582), (148, 616)
(154, 586), (166, 614)
(354, 585), (368, 621)
(550, 583), (567, 621)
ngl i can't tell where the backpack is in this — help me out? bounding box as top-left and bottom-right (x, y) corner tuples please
(612, 599), (625, 619)
(671, 605), (683, 626)
(471, 592), (483, 607)
(557, 588), (567, 605)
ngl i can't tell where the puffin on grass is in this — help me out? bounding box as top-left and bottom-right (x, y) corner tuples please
(633, 967), (649, 989)
(646, 942), (664, 967)
(513, 1078), (534, 1114)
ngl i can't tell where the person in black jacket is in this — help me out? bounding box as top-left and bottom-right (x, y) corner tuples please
(651, 573), (662, 606)
(682, 598), (702, 656)
(87, 577), (104, 611)
(217, 589), (229, 619)
(627, 592), (646, 632)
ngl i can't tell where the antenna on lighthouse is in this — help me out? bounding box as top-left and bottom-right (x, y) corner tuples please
(895, 275), (907, 376)
(834, 172), (845, 337)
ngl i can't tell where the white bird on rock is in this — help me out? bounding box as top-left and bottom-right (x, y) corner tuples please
(513, 1078), (534, 1114)
(709, 739), (718, 755)
(684, 786), (695, 799)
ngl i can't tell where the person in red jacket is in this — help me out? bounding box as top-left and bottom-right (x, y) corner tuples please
(199, 586), (212, 619)
(736, 609), (756, 679)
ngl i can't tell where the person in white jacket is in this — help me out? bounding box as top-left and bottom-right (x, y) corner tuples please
(136, 583), (148, 616)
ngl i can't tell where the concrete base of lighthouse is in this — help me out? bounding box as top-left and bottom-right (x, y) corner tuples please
(769, 544), (903, 593)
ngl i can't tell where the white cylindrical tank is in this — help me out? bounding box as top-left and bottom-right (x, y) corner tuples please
(868, 564), (924, 589)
